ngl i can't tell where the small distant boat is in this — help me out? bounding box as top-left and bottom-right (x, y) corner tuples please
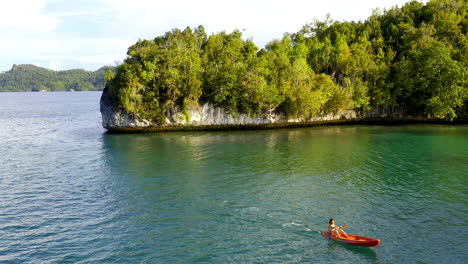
(321, 231), (380, 247)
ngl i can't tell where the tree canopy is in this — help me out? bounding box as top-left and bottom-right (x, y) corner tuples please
(104, 0), (467, 122)
(0, 64), (114, 92)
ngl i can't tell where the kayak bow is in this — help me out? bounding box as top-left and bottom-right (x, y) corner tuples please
(321, 231), (380, 247)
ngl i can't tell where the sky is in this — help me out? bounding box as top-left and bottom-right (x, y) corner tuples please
(0, 0), (419, 72)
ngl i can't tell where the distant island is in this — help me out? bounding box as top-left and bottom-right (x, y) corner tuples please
(0, 64), (115, 92)
(101, 0), (467, 132)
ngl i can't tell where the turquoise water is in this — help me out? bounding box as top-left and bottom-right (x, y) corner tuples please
(0, 92), (466, 263)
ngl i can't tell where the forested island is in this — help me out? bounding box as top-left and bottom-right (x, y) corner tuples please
(101, 0), (467, 131)
(0, 64), (114, 92)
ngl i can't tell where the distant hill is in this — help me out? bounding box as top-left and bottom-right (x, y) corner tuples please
(0, 64), (115, 92)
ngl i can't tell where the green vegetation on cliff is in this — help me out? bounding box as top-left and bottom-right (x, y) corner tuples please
(0, 64), (114, 92)
(104, 0), (467, 123)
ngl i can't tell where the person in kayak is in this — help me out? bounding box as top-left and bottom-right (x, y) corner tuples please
(328, 218), (349, 238)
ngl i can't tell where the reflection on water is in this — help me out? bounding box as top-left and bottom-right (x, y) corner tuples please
(100, 125), (467, 263)
(326, 241), (380, 263)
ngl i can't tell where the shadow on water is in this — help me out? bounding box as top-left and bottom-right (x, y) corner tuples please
(326, 240), (380, 263)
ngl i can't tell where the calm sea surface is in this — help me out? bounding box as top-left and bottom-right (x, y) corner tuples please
(0, 92), (466, 263)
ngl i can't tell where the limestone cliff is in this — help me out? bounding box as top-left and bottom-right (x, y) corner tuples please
(100, 89), (357, 132)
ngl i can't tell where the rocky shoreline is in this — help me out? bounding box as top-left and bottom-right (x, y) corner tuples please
(100, 96), (464, 133)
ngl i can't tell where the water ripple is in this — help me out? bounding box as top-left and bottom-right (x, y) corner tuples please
(0, 93), (467, 263)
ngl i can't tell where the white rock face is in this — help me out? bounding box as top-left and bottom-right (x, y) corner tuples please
(100, 100), (151, 129)
(164, 104), (285, 126)
(309, 111), (357, 121)
(101, 101), (357, 129)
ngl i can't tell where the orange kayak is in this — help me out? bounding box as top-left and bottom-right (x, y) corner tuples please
(321, 231), (380, 247)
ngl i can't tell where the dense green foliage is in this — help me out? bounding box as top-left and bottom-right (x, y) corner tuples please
(105, 0), (467, 122)
(0, 64), (114, 92)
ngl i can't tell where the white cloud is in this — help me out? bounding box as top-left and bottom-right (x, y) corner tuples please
(0, 0), (59, 33)
(48, 60), (61, 71)
(98, 0), (416, 45)
(0, 0), (419, 71)
(0, 35), (133, 71)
